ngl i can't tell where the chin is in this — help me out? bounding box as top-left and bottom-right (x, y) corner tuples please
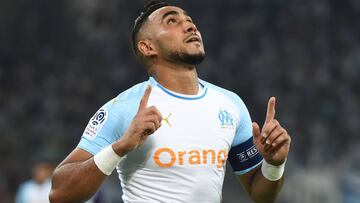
(168, 48), (206, 66)
(184, 52), (206, 65)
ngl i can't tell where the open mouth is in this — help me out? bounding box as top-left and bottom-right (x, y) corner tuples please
(185, 36), (201, 43)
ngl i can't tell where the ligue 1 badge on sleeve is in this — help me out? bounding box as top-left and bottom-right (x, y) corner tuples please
(84, 108), (108, 140)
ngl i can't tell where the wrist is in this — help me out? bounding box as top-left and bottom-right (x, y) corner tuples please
(94, 145), (126, 175)
(261, 158), (286, 181)
(112, 138), (133, 157)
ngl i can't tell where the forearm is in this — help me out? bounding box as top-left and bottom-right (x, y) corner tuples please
(249, 167), (283, 203)
(49, 158), (106, 203)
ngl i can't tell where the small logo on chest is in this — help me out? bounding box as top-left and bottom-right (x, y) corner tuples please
(162, 113), (172, 127)
(218, 109), (234, 129)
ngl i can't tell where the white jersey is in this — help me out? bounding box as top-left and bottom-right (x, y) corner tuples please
(78, 77), (263, 202)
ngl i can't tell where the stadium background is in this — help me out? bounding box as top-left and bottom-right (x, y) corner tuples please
(1, 0), (360, 202)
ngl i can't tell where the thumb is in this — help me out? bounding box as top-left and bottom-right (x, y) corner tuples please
(252, 122), (261, 139)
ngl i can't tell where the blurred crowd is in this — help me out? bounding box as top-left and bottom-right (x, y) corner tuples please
(1, 0), (359, 202)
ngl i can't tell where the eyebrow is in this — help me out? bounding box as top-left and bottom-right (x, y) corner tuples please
(161, 10), (189, 21)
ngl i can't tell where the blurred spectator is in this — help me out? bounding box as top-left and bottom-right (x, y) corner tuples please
(15, 162), (54, 203)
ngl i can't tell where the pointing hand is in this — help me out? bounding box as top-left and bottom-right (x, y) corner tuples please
(252, 97), (291, 166)
(115, 85), (163, 155)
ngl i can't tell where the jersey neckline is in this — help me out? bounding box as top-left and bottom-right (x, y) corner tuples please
(148, 77), (208, 100)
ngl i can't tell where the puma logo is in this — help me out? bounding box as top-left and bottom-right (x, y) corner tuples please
(162, 113), (172, 127)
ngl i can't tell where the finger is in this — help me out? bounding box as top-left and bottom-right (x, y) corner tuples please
(270, 132), (290, 148)
(142, 115), (161, 129)
(264, 126), (284, 146)
(138, 85), (152, 111)
(252, 122), (261, 140)
(265, 97), (276, 124)
(143, 106), (163, 122)
(143, 122), (157, 135)
(262, 119), (279, 139)
(268, 134), (291, 154)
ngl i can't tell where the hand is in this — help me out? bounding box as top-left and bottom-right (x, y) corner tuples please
(114, 85), (162, 155)
(252, 97), (291, 166)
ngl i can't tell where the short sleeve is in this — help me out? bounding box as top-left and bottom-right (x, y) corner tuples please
(76, 82), (148, 155)
(77, 100), (133, 155)
(228, 97), (263, 175)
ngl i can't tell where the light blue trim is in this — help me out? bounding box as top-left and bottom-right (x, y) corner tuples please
(157, 83), (208, 100)
(150, 77), (207, 100)
(77, 143), (97, 155)
(233, 159), (263, 175)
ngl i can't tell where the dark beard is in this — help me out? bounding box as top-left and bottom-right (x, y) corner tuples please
(168, 51), (205, 66)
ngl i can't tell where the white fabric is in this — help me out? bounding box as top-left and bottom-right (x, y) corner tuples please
(94, 145), (124, 175)
(261, 159), (286, 181)
(118, 83), (240, 203)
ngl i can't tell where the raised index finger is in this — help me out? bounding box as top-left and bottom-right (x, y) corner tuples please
(138, 85), (152, 111)
(265, 97), (276, 124)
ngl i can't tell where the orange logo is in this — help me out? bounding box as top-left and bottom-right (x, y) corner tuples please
(154, 148), (228, 169)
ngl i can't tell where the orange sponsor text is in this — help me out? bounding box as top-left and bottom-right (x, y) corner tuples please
(154, 148), (228, 169)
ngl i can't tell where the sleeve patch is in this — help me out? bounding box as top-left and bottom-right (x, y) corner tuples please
(228, 137), (263, 173)
(83, 108), (108, 140)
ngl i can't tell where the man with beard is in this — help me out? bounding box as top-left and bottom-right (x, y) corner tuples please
(50, 1), (291, 203)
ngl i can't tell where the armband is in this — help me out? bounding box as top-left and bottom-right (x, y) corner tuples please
(228, 137), (263, 174)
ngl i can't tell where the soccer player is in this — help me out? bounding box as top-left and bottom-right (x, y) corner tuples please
(49, 1), (291, 202)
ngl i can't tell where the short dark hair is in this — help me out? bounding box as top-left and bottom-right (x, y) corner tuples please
(131, 1), (169, 57)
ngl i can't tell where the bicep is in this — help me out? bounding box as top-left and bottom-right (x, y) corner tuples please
(57, 148), (94, 168)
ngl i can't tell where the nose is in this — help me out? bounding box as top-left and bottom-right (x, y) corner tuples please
(184, 21), (197, 33)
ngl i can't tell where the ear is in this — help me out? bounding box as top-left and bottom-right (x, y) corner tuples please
(138, 40), (157, 57)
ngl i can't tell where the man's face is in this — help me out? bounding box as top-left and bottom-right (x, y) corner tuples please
(146, 6), (205, 65)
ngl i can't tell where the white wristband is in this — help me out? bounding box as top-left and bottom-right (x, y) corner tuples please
(94, 145), (125, 175)
(261, 159), (286, 181)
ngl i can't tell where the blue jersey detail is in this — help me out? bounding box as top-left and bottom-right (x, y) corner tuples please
(228, 137), (263, 175)
(234, 161), (263, 175)
(150, 77), (208, 100)
(77, 81), (149, 155)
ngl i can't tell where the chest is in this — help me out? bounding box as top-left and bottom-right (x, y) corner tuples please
(123, 95), (239, 170)
(152, 99), (236, 149)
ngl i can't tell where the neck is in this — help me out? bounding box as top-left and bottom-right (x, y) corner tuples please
(148, 61), (199, 95)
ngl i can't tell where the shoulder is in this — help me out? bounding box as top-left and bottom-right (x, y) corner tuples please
(78, 80), (149, 152)
(102, 80), (149, 114)
(115, 81), (149, 102)
(86, 80), (148, 127)
(200, 79), (246, 108)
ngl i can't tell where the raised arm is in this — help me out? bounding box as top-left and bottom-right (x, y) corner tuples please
(49, 86), (162, 203)
(238, 97), (291, 203)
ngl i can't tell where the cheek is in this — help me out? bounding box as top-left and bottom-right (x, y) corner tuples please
(156, 29), (183, 46)
(157, 36), (183, 53)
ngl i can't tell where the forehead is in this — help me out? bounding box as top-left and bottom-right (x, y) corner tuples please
(148, 6), (187, 22)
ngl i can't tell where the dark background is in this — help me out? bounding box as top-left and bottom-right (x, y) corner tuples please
(1, 0), (360, 202)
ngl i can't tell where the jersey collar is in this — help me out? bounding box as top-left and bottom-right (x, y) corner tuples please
(148, 77), (207, 100)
